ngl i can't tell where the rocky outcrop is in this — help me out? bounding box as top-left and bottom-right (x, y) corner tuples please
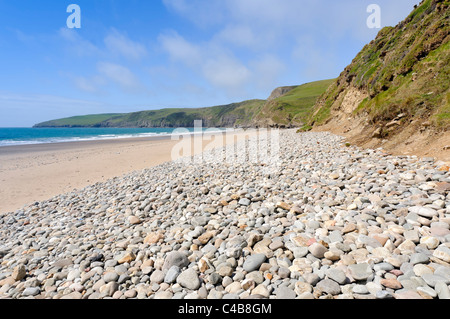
(267, 86), (298, 101)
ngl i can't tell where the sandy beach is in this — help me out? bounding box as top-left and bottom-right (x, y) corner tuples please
(0, 129), (258, 214)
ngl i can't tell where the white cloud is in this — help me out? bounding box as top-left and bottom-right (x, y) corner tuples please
(158, 30), (252, 98)
(104, 28), (147, 60)
(250, 54), (286, 91)
(73, 75), (106, 94)
(162, 0), (226, 27)
(158, 31), (202, 66)
(97, 62), (143, 92)
(214, 24), (261, 49)
(202, 54), (251, 96)
(58, 28), (101, 57)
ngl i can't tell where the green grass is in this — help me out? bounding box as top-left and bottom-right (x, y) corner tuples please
(35, 113), (125, 127)
(308, 0), (450, 130)
(255, 79), (335, 125)
(34, 100), (267, 128)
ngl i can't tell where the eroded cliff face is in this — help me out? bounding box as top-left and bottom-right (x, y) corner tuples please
(309, 0), (450, 162)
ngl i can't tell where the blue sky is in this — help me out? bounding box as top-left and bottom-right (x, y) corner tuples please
(0, 0), (420, 127)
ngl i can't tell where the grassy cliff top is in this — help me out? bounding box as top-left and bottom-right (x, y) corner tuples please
(310, 0), (449, 130)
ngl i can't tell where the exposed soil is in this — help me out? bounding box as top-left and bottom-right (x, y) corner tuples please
(313, 113), (450, 165)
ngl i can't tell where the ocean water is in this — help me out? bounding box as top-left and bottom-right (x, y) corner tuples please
(0, 127), (220, 147)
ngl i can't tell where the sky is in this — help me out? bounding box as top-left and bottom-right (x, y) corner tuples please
(0, 0), (421, 127)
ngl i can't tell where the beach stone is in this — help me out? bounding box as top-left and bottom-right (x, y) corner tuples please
(198, 231), (214, 245)
(308, 243), (328, 258)
(217, 265), (233, 277)
(342, 223), (357, 234)
(394, 290), (423, 299)
(398, 240), (416, 254)
(243, 254), (266, 272)
(225, 282), (242, 294)
(128, 216), (141, 225)
(118, 252), (136, 264)
(316, 279), (341, 295)
(191, 216), (210, 227)
(251, 284), (270, 298)
(144, 232), (164, 245)
(348, 263), (373, 281)
(417, 286), (437, 298)
(276, 202), (291, 211)
(422, 274), (450, 288)
(150, 270), (165, 284)
(295, 281), (313, 295)
(154, 290), (173, 299)
(413, 264), (434, 277)
(164, 266), (181, 284)
(435, 282), (450, 299)
(276, 287), (296, 299)
(352, 285), (369, 294)
(433, 246), (450, 263)
(380, 278), (402, 290)
(177, 268), (201, 290)
(410, 253), (429, 265)
(420, 236), (440, 250)
(22, 287), (40, 297)
(239, 198), (251, 206)
(326, 268), (347, 285)
(163, 251), (189, 272)
(435, 267), (450, 281)
(409, 206), (438, 218)
(12, 265), (26, 281)
(376, 290), (395, 299)
(104, 272), (119, 283)
(61, 291), (83, 299)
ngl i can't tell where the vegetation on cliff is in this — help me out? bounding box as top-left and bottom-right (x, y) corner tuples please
(309, 0), (449, 133)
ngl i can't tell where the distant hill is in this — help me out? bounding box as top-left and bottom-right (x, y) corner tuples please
(253, 79), (335, 128)
(34, 100), (265, 128)
(308, 0), (450, 160)
(34, 79), (334, 129)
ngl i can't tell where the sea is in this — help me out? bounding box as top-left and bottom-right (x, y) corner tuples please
(0, 127), (225, 147)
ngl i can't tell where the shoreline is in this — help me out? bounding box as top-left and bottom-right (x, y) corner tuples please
(0, 129), (258, 214)
(0, 129), (448, 300)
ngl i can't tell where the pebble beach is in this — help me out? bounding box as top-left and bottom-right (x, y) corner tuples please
(0, 129), (449, 299)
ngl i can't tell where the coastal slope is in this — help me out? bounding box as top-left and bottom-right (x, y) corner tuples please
(33, 79), (334, 129)
(308, 0), (450, 161)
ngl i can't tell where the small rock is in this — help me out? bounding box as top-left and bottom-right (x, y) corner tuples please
(326, 268), (347, 285)
(251, 284), (270, 298)
(144, 232), (164, 245)
(128, 216), (141, 225)
(380, 278), (402, 290)
(22, 287), (40, 297)
(243, 254), (266, 272)
(104, 272), (119, 283)
(238, 198), (251, 206)
(118, 252), (136, 264)
(348, 263), (373, 281)
(276, 287), (296, 299)
(308, 243), (328, 258)
(163, 251), (189, 272)
(276, 202), (291, 211)
(12, 264), (26, 281)
(433, 246), (450, 263)
(316, 279), (341, 295)
(177, 268), (201, 290)
(164, 266), (181, 284)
